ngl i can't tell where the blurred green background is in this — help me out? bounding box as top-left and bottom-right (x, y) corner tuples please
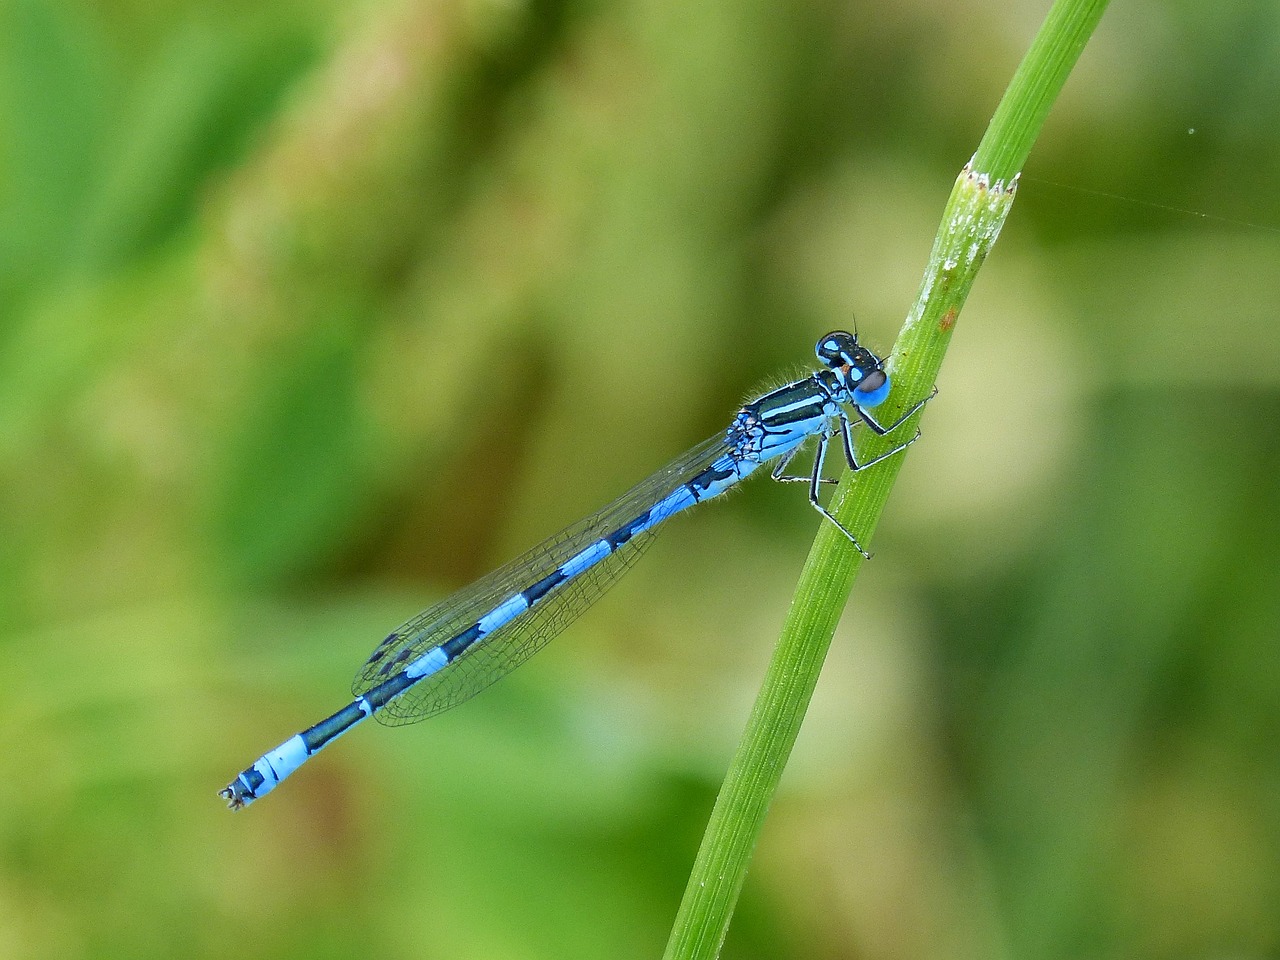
(2, 0), (1278, 957)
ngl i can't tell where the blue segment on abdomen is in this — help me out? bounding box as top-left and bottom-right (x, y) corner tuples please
(478, 593), (530, 634)
(686, 454), (752, 501)
(558, 539), (612, 579)
(649, 486), (697, 522)
(406, 647), (449, 679)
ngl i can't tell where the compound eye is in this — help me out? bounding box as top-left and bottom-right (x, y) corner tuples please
(856, 369), (886, 393)
(854, 368), (890, 407)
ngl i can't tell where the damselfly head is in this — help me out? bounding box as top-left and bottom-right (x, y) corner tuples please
(816, 331), (891, 407)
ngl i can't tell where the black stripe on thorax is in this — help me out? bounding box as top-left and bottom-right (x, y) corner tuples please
(754, 381), (828, 427)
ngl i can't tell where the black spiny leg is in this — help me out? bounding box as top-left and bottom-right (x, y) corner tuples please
(803, 428), (873, 559)
(842, 386), (937, 470)
(854, 386), (936, 437)
(839, 412), (922, 473)
(774, 386), (937, 559)
(771, 442), (837, 486)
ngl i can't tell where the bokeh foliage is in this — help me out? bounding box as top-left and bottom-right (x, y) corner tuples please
(1, 0), (1277, 958)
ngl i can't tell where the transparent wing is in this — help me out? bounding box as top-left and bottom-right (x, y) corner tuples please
(353, 430), (737, 725)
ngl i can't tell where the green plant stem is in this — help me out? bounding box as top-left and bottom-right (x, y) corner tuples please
(662, 1), (1110, 958)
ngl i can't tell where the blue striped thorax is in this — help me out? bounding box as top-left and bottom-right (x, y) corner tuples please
(729, 331), (892, 463)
